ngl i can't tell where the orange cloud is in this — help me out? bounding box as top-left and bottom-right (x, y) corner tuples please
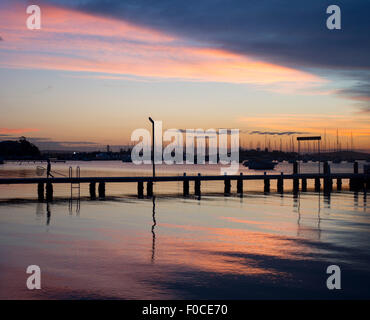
(238, 114), (370, 137)
(0, 128), (39, 134)
(237, 113), (370, 150)
(0, 2), (322, 86)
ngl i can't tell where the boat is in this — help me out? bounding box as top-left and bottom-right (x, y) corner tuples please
(243, 159), (276, 170)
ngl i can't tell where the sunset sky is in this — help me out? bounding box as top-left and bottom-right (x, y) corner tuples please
(0, 0), (369, 151)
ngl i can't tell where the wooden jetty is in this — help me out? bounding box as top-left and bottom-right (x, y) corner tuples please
(0, 161), (368, 201)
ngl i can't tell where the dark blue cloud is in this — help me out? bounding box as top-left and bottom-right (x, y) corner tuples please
(44, 0), (370, 111)
(45, 0), (370, 69)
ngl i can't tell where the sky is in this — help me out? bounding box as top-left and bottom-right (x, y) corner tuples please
(0, 0), (369, 151)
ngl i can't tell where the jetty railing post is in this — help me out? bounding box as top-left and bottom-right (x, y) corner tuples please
(264, 172), (270, 193)
(138, 181), (144, 198)
(89, 182), (96, 199)
(147, 181), (153, 197)
(183, 173), (189, 197)
(224, 173), (231, 195)
(37, 182), (44, 201)
(277, 172), (284, 193)
(98, 182), (105, 198)
(237, 172), (243, 194)
(195, 173), (201, 196)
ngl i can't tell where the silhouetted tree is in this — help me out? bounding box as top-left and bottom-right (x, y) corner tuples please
(0, 137), (41, 159)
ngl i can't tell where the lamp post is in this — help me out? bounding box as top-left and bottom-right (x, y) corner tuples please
(148, 117), (155, 178)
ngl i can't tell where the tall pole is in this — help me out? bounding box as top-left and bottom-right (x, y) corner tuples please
(149, 117), (155, 178)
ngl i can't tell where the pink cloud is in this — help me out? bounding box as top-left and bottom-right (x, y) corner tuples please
(0, 128), (40, 134)
(0, 2), (323, 86)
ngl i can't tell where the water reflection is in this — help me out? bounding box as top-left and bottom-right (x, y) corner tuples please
(354, 191), (359, 209)
(151, 196), (157, 263)
(295, 192), (322, 240)
(324, 192), (331, 209)
(68, 198), (80, 215)
(36, 202), (43, 218)
(364, 191), (367, 212)
(0, 189), (368, 299)
(46, 202), (51, 226)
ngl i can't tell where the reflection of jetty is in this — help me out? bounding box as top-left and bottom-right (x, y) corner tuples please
(0, 162), (368, 201)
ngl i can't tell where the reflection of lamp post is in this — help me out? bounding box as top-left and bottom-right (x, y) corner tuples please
(148, 117), (155, 178)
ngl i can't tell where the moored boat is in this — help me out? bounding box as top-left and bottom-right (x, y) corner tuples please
(243, 159), (276, 170)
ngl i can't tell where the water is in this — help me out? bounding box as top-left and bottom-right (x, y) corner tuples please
(0, 161), (369, 299)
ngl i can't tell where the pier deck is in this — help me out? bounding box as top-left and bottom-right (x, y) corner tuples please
(0, 172), (368, 185)
(0, 171), (368, 201)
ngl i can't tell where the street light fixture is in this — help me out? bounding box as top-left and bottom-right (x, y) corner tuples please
(148, 117), (155, 178)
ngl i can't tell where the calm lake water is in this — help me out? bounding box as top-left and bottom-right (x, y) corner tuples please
(0, 161), (369, 299)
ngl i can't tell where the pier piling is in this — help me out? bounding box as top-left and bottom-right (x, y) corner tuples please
(323, 162), (332, 193)
(195, 173), (201, 196)
(98, 182), (105, 198)
(354, 162), (359, 174)
(337, 178), (342, 191)
(293, 179), (299, 194)
(315, 177), (321, 192)
(293, 161), (298, 174)
(183, 173), (189, 196)
(293, 161), (299, 193)
(46, 182), (53, 201)
(147, 181), (153, 197)
(301, 178), (307, 192)
(37, 183), (44, 201)
(224, 176), (231, 195)
(264, 173), (270, 193)
(237, 173), (243, 194)
(324, 178), (333, 193)
(350, 161), (361, 191)
(365, 165), (370, 190)
(277, 173), (284, 193)
(137, 181), (144, 198)
(89, 182), (96, 199)
(324, 162), (330, 175)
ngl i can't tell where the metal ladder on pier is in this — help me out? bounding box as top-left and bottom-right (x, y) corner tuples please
(69, 166), (80, 214)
